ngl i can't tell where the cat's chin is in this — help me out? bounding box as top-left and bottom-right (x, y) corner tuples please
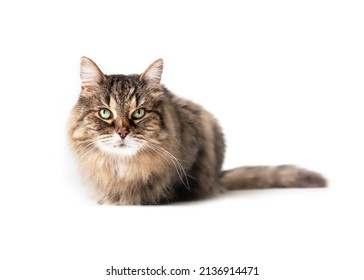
(98, 144), (141, 158)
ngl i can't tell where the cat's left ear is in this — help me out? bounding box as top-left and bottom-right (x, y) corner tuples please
(140, 58), (164, 85)
(80, 57), (106, 92)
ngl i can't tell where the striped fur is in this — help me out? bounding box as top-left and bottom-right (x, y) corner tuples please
(68, 57), (326, 205)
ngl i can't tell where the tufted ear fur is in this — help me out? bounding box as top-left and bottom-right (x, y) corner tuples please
(140, 58), (164, 85)
(80, 57), (106, 92)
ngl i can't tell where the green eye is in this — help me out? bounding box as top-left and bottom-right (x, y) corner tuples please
(132, 108), (145, 120)
(99, 108), (112, 120)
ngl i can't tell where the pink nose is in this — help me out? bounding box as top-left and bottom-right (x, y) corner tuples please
(116, 128), (129, 139)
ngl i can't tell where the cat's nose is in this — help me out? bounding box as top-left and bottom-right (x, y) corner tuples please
(116, 128), (129, 139)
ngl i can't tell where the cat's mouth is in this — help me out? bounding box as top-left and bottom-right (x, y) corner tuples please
(95, 134), (142, 157)
(114, 143), (127, 148)
(114, 138), (127, 147)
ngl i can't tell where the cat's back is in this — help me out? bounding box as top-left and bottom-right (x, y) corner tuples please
(163, 87), (226, 198)
(164, 86), (216, 130)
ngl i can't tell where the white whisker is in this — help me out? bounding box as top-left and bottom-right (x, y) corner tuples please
(140, 140), (190, 190)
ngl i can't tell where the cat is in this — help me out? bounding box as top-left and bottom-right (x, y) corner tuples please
(68, 57), (327, 205)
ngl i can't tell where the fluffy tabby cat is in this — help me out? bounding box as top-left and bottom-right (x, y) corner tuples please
(68, 57), (326, 205)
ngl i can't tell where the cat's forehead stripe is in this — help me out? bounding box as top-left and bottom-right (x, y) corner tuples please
(109, 96), (118, 118)
(130, 96), (137, 113)
(109, 96), (117, 108)
(105, 76), (147, 115)
(137, 97), (146, 107)
(129, 87), (135, 96)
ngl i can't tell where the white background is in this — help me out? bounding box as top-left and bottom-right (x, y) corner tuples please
(1, 1), (363, 279)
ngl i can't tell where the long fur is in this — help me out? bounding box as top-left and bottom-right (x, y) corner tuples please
(68, 57), (326, 205)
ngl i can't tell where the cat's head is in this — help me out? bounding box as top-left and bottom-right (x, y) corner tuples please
(68, 57), (169, 159)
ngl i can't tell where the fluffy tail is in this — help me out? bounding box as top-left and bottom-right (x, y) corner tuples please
(220, 165), (327, 190)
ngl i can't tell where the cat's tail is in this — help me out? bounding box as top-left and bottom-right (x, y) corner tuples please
(219, 165), (327, 190)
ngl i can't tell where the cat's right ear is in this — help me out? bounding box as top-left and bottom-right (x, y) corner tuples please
(80, 57), (106, 92)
